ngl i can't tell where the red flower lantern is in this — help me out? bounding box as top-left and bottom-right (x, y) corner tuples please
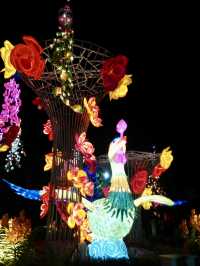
(101, 55), (128, 92)
(43, 119), (54, 141)
(152, 164), (166, 178)
(10, 36), (45, 80)
(4, 125), (20, 146)
(102, 186), (110, 198)
(130, 170), (148, 195)
(32, 97), (45, 110)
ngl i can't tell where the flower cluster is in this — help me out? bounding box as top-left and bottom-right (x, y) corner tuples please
(84, 97), (102, 127)
(67, 202), (85, 228)
(40, 185), (51, 218)
(101, 55), (128, 92)
(0, 79), (21, 144)
(0, 2), (133, 134)
(1, 36), (45, 80)
(131, 170), (148, 195)
(52, 200), (92, 243)
(66, 202), (92, 243)
(101, 55), (132, 100)
(0, 78), (24, 171)
(43, 151), (62, 171)
(11, 36), (45, 80)
(67, 168), (94, 197)
(75, 132), (96, 173)
(0, 41), (16, 79)
(1, 36), (132, 131)
(43, 119), (54, 141)
(152, 147), (174, 178)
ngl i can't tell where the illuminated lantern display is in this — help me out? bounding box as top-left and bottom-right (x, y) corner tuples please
(1, 118), (175, 262)
(0, 1), (176, 262)
(0, 78), (24, 172)
(0, 0), (132, 246)
(82, 120), (174, 261)
(0, 211), (31, 265)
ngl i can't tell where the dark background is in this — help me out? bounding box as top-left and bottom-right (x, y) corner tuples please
(0, 1), (198, 222)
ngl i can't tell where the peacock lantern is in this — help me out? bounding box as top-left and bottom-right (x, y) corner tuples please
(82, 119), (174, 260)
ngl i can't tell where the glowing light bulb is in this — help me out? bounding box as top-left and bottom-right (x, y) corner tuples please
(103, 171), (110, 180)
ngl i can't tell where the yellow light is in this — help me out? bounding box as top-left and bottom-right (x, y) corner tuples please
(60, 70), (68, 81)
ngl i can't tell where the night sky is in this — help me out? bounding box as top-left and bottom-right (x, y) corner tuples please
(0, 1), (198, 221)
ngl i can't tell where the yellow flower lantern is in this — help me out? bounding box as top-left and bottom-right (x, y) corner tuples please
(0, 40), (16, 79)
(160, 147), (173, 169)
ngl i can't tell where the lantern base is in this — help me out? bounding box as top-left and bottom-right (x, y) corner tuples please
(88, 239), (129, 261)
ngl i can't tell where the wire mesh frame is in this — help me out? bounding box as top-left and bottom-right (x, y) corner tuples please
(21, 40), (110, 242)
(98, 150), (160, 179)
(30, 39), (112, 104)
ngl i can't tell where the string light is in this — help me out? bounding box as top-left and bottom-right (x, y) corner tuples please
(147, 175), (165, 195)
(51, 3), (74, 106)
(4, 135), (24, 172)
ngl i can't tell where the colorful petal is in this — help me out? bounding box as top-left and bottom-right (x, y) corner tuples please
(84, 181), (94, 197)
(44, 153), (53, 171)
(0, 144), (9, 152)
(0, 40), (16, 78)
(76, 209), (86, 219)
(67, 202), (74, 214)
(84, 97), (102, 127)
(109, 75), (132, 100)
(160, 147), (173, 169)
(141, 187), (153, 209)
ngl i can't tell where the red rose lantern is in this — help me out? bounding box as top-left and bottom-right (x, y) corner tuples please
(10, 36), (45, 80)
(152, 164), (166, 178)
(4, 125), (20, 146)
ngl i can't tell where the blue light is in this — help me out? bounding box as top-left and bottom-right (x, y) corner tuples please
(173, 200), (188, 206)
(103, 171), (110, 180)
(2, 179), (41, 201)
